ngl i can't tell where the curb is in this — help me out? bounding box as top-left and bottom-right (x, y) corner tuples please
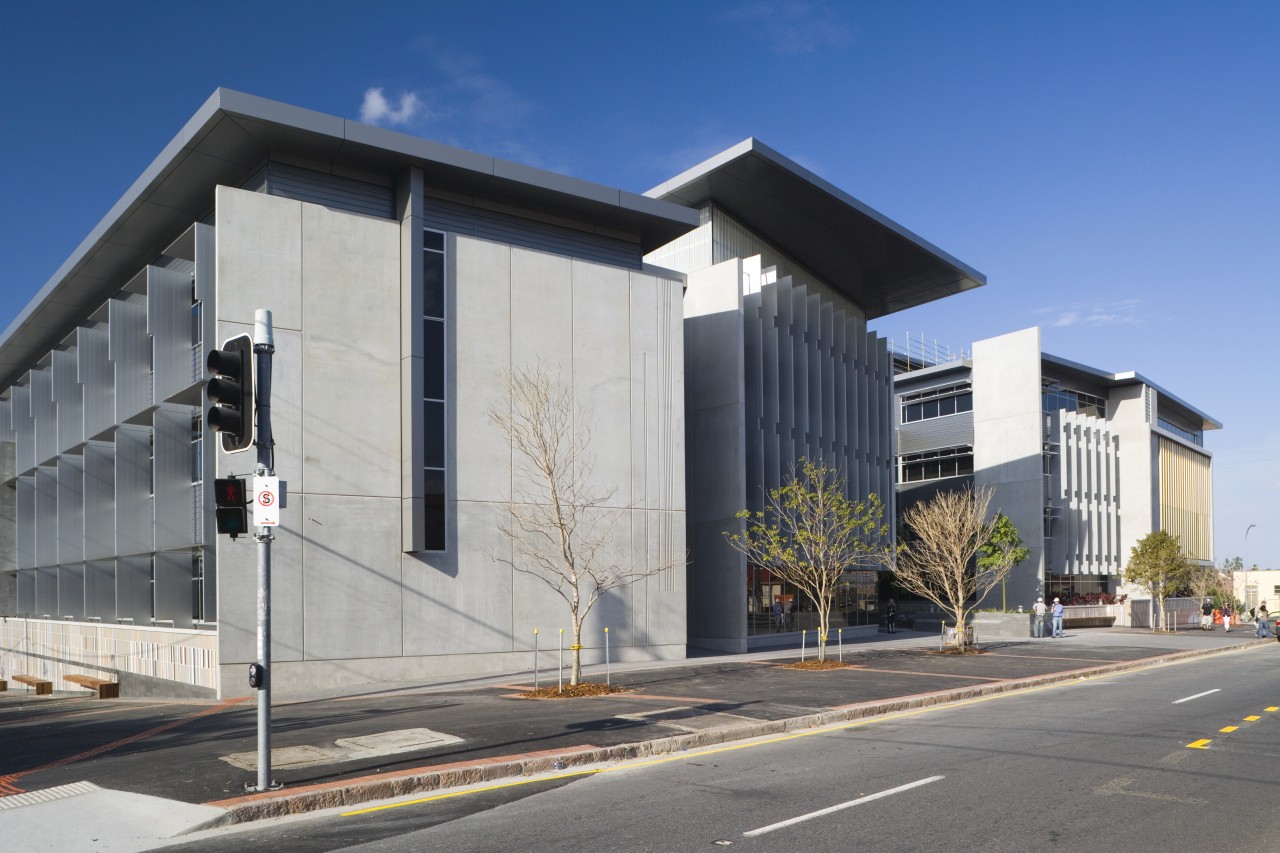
(209, 639), (1268, 825)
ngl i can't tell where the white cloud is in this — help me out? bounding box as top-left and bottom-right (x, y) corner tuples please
(724, 1), (853, 56)
(359, 88), (423, 127)
(1034, 299), (1144, 328)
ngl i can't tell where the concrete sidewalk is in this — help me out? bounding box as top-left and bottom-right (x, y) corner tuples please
(0, 627), (1272, 850)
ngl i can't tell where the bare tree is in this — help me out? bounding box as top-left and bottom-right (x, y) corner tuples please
(489, 363), (679, 686)
(892, 485), (1023, 651)
(725, 459), (890, 661)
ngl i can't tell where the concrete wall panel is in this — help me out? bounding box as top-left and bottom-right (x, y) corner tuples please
(408, 500), (515, 655)
(215, 187), (303, 329)
(574, 261), (632, 506)
(302, 494), (403, 660)
(453, 236), (511, 503)
(301, 203), (401, 498)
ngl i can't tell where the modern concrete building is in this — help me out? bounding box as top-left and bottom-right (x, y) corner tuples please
(0, 90), (694, 697)
(645, 140), (984, 651)
(0, 91), (986, 695)
(893, 327), (1220, 607)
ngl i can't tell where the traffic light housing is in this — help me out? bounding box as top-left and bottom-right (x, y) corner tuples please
(213, 477), (249, 538)
(207, 334), (254, 453)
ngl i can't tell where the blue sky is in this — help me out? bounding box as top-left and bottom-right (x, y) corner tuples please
(1, 2), (1276, 568)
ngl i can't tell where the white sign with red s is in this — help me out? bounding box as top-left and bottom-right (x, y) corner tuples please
(253, 476), (280, 527)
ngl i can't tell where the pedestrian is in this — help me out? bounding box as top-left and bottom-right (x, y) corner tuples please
(1201, 598), (1213, 630)
(1256, 602), (1271, 639)
(771, 599), (783, 633)
(1222, 603), (1232, 633)
(886, 598), (898, 634)
(1051, 597), (1065, 638)
(1032, 596), (1047, 638)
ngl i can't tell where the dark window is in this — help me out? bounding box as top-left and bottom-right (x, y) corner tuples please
(424, 470), (445, 551)
(956, 392), (972, 413)
(424, 248), (444, 320)
(422, 228), (447, 551)
(424, 319), (444, 401)
(424, 400), (445, 470)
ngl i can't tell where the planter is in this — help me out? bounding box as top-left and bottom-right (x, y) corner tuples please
(969, 612), (1035, 639)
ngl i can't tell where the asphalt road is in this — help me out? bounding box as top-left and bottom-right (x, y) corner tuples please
(160, 642), (1280, 852)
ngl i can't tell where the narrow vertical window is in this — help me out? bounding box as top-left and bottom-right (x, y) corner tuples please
(423, 228), (446, 551)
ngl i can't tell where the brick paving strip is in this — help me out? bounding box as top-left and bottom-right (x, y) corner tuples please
(207, 641), (1268, 825)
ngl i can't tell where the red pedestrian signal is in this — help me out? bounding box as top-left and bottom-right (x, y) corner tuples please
(213, 477), (248, 538)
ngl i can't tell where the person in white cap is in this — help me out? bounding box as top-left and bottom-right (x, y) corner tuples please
(1032, 596), (1047, 638)
(1051, 597), (1065, 638)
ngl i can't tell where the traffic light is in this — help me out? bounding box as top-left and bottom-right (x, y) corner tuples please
(213, 477), (249, 538)
(206, 334), (254, 452)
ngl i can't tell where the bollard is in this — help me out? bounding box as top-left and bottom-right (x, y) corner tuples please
(534, 629), (540, 690)
(801, 629), (807, 662)
(558, 628), (564, 693)
(605, 627), (611, 686)
(838, 628), (843, 662)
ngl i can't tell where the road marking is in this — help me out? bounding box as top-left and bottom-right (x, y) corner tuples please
(1172, 689), (1220, 704)
(1266, 707), (1278, 713)
(337, 650), (1258, 819)
(1244, 715), (1261, 721)
(1219, 726), (1238, 733)
(1186, 739), (1212, 749)
(342, 768), (602, 815)
(743, 776), (944, 837)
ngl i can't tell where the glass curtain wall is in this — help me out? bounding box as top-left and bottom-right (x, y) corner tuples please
(747, 565), (880, 635)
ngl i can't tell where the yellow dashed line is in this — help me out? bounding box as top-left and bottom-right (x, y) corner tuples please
(1219, 726), (1238, 733)
(1187, 739), (1212, 749)
(1265, 707), (1278, 713)
(1244, 715), (1261, 721)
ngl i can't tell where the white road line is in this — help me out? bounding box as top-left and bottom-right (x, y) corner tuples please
(743, 776), (945, 837)
(1172, 689), (1221, 704)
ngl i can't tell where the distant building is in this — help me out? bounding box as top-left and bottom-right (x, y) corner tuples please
(893, 327), (1219, 606)
(1236, 570), (1280, 613)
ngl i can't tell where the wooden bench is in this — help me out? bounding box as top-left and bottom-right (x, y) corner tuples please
(12, 675), (52, 695)
(64, 674), (119, 699)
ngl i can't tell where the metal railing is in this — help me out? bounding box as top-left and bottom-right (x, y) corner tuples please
(887, 333), (969, 374)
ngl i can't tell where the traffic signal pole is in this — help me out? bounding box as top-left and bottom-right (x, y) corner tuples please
(251, 308), (277, 793)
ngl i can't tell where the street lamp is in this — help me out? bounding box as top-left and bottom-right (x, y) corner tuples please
(1245, 523), (1256, 571)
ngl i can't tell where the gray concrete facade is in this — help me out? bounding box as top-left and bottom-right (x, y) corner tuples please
(0, 92), (982, 695)
(0, 90), (695, 697)
(647, 147), (982, 653)
(894, 326), (1220, 608)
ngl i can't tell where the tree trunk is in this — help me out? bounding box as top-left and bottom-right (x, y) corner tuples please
(570, 618), (583, 686)
(817, 609), (829, 661)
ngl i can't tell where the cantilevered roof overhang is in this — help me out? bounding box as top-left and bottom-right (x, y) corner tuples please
(646, 138), (985, 320)
(0, 88), (700, 389)
(1043, 353), (1222, 433)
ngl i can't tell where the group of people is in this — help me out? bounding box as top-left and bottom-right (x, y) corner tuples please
(1031, 596), (1065, 638)
(1198, 598), (1271, 637)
